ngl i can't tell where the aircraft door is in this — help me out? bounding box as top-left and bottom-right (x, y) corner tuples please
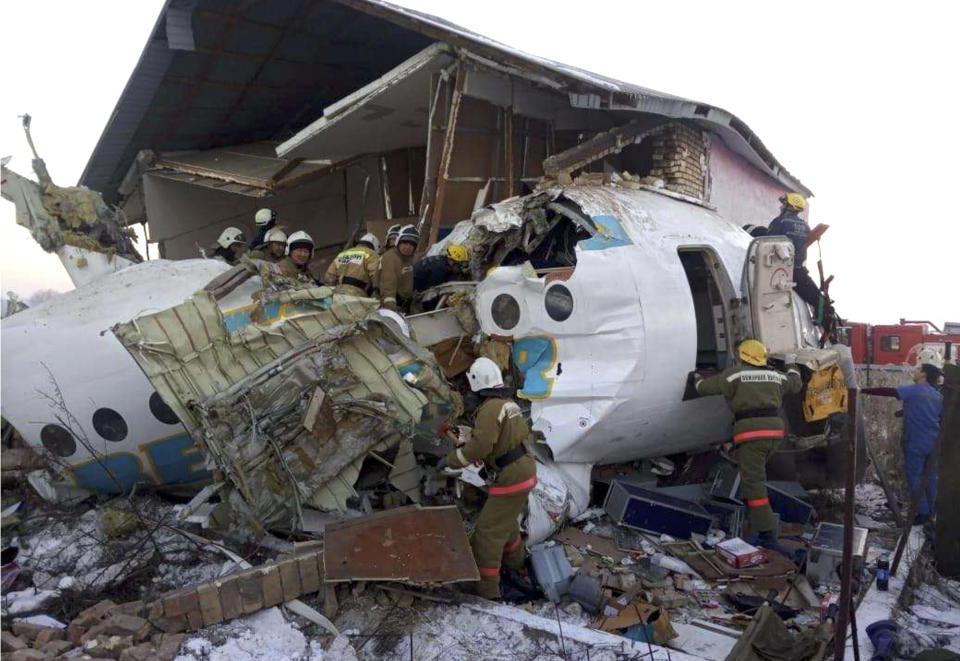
(742, 236), (800, 354)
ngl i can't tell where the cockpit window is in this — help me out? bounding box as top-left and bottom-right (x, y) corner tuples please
(491, 293), (521, 330)
(544, 284), (574, 322)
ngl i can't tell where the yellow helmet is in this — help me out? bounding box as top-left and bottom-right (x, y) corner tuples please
(781, 192), (807, 212)
(738, 339), (768, 366)
(446, 243), (469, 263)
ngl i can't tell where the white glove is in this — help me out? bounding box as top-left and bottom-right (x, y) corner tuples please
(784, 353), (798, 365)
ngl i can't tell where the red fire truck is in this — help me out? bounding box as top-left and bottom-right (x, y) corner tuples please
(842, 320), (960, 366)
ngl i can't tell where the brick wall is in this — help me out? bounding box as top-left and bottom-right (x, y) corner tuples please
(649, 124), (708, 199)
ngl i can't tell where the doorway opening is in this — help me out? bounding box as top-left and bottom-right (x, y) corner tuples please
(678, 249), (730, 372)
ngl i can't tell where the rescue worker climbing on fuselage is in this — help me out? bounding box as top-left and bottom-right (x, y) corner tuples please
(414, 243), (471, 310)
(861, 347), (944, 524)
(437, 357), (536, 600)
(248, 227), (287, 263)
(379, 224), (417, 313)
(766, 192), (830, 316)
(323, 233), (380, 297)
(277, 230), (319, 284)
(209, 227), (246, 265)
(693, 339), (801, 550)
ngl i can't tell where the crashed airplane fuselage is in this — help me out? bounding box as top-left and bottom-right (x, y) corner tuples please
(2, 172), (835, 515)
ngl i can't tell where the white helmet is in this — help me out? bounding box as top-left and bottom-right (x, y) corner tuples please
(264, 227), (287, 244)
(466, 357), (504, 392)
(916, 346), (944, 371)
(217, 227), (245, 249)
(358, 232), (380, 252)
(286, 230), (315, 256)
(255, 208), (276, 226)
(397, 224), (420, 246)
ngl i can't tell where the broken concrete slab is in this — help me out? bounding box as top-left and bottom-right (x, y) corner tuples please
(323, 505), (478, 584)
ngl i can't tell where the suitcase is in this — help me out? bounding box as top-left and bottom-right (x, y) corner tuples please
(604, 480), (714, 539)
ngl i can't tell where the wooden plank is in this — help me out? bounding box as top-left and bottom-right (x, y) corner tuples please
(425, 65), (464, 249)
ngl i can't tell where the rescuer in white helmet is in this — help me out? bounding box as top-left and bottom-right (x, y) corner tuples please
(322, 232), (380, 297)
(378, 224), (419, 313)
(209, 227), (246, 265)
(434, 357), (535, 600)
(861, 346), (944, 524)
(276, 230), (318, 284)
(248, 227), (288, 263)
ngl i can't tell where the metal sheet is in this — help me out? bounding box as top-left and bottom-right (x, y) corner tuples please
(323, 505), (478, 584)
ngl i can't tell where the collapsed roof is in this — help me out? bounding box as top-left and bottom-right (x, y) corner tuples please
(81, 0), (810, 206)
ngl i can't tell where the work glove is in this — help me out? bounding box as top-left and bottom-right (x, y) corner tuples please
(783, 353), (798, 366)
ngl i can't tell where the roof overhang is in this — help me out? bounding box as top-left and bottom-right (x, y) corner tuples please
(81, 0), (811, 204)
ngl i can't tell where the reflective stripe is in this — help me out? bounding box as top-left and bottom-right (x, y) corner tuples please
(488, 476), (537, 496)
(726, 370), (787, 383)
(747, 497), (770, 507)
(478, 566), (500, 577)
(787, 368), (800, 377)
(498, 401), (523, 423)
(456, 448), (469, 467)
(733, 429), (784, 443)
(503, 535), (523, 553)
(383, 296), (397, 303)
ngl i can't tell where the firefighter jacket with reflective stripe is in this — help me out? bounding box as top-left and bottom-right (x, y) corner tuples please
(447, 397), (536, 488)
(323, 245), (379, 294)
(277, 256), (318, 284)
(696, 364), (802, 437)
(379, 247), (414, 310)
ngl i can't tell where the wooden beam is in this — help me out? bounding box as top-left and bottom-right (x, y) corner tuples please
(424, 65), (465, 250)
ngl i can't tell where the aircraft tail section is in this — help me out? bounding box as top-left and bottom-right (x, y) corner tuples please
(1, 163), (142, 288)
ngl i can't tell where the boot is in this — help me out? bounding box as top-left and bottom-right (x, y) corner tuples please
(756, 530), (801, 563)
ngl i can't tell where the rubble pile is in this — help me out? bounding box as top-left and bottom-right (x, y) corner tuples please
(3, 460), (957, 661)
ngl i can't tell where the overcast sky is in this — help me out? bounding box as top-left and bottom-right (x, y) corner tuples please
(1, 0), (957, 322)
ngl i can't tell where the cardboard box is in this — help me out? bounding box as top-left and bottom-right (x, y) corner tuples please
(716, 538), (766, 568)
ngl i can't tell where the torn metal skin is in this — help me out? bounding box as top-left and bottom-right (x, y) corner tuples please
(112, 282), (462, 536)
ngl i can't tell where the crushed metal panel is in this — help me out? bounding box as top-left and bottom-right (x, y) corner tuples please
(113, 285), (461, 532)
(323, 505), (479, 583)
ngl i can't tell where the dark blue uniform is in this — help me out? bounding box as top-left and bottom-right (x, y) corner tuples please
(768, 211), (822, 311)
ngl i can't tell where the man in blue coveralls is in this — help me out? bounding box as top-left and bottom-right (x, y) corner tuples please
(862, 347), (944, 524)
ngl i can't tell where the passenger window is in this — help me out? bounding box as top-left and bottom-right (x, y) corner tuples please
(544, 284), (574, 322)
(491, 293), (521, 330)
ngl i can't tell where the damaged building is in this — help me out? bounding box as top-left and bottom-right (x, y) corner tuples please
(4, 1), (958, 661)
(82, 1), (808, 262)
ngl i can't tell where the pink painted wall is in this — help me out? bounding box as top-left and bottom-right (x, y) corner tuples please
(708, 136), (799, 229)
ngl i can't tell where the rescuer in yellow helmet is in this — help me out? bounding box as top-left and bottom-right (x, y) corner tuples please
(691, 339), (802, 553)
(413, 242), (471, 311)
(766, 191), (833, 318)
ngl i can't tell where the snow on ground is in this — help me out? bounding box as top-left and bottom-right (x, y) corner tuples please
(18, 498), (223, 590)
(895, 575), (960, 658)
(329, 591), (621, 661)
(174, 607), (334, 661)
(1, 586), (60, 616)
